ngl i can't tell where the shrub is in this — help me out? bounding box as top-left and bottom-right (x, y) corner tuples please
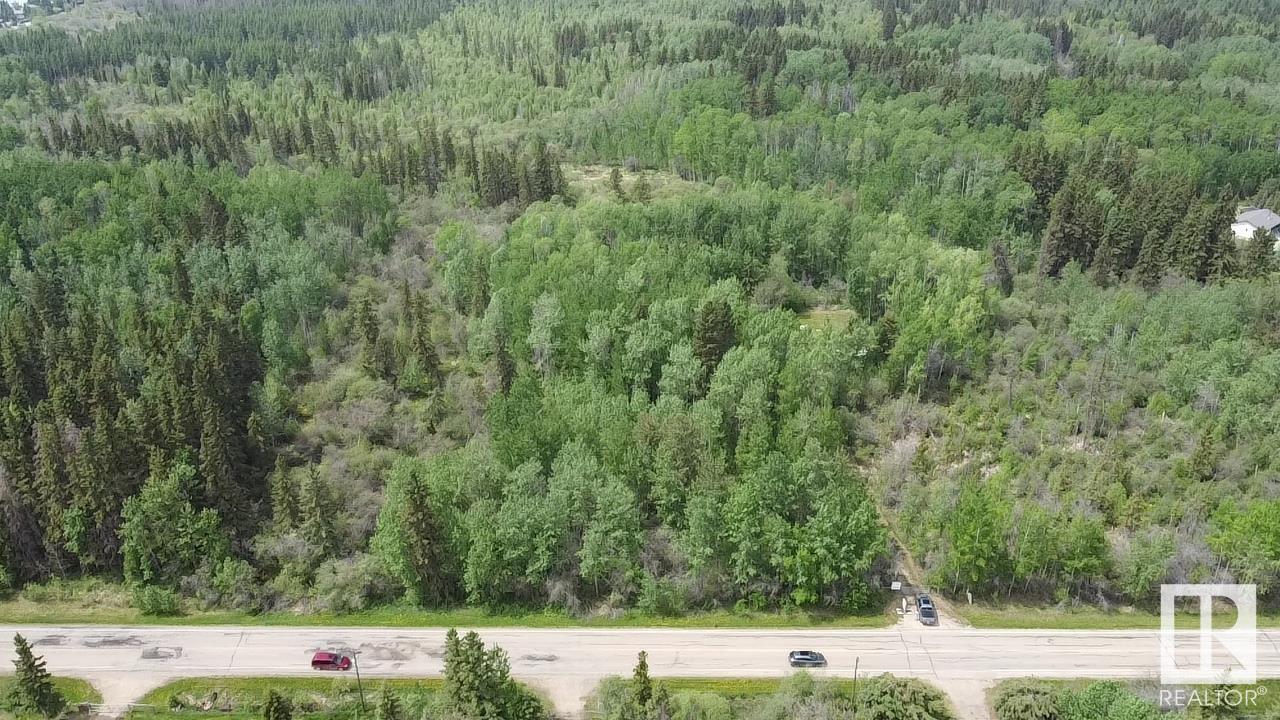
(636, 574), (686, 617)
(585, 677), (631, 719)
(671, 691), (732, 720)
(853, 674), (953, 720)
(182, 557), (265, 611)
(1060, 682), (1157, 720)
(312, 553), (400, 613)
(992, 680), (1061, 720)
(212, 558), (264, 611)
(132, 585), (181, 616)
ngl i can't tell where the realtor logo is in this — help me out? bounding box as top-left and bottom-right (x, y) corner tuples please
(1160, 584), (1257, 685)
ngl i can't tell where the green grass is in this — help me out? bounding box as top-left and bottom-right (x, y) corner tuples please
(130, 677), (441, 719)
(0, 675), (102, 705)
(565, 165), (701, 203)
(136, 677), (441, 706)
(658, 678), (858, 697)
(0, 578), (895, 628)
(0, 601), (896, 629)
(15, 577), (1280, 631)
(958, 602), (1280, 630)
(797, 307), (855, 330)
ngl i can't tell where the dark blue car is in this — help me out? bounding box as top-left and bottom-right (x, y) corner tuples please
(788, 650), (827, 667)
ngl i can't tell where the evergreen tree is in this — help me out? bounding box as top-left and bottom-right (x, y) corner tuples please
(401, 293), (441, 394)
(376, 686), (402, 720)
(632, 173), (652, 203)
(442, 629), (546, 720)
(1193, 683), (1240, 720)
(1203, 227), (1239, 283)
(631, 651), (653, 710)
(315, 120), (338, 164)
(751, 73), (778, 117)
(373, 460), (454, 604)
(1132, 228), (1168, 288)
(268, 456), (298, 529)
(608, 167), (627, 201)
(1090, 204), (1134, 285)
(1011, 136), (1065, 230)
(7, 634), (65, 718)
(1188, 427), (1218, 482)
(1038, 174), (1101, 277)
(354, 294), (382, 378)
(880, 1), (898, 41)
(692, 299), (736, 384)
(1169, 201), (1214, 281)
(495, 342), (516, 395)
(1242, 228), (1277, 278)
(262, 689), (292, 720)
(299, 465), (337, 563)
(991, 240), (1014, 297)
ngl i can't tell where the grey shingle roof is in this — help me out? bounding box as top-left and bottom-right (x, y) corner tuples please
(1236, 208), (1280, 231)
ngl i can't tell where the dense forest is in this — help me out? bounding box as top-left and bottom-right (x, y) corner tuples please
(0, 0), (1279, 615)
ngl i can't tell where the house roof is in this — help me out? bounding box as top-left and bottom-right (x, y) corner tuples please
(1236, 208), (1280, 231)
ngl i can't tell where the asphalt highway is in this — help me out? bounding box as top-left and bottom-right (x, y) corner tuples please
(3, 625), (1277, 718)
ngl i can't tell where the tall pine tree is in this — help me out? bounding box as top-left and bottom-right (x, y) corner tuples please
(7, 634), (65, 718)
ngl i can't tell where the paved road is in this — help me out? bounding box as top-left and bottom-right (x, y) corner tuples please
(3, 625), (1278, 718)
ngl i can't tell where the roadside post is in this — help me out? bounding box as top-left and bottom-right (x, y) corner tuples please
(352, 649), (367, 713)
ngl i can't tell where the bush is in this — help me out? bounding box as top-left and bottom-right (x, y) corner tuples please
(585, 677), (631, 719)
(1060, 682), (1157, 720)
(992, 680), (1061, 720)
(853, 674), (953, 720)
(212, 558), (264, 611)
(182, 557), (265, 612)
(132, 585), (181, 616)
(671, 691), (732, 720)
(311, 553), (400, 613)
(636, 574), (686, 617)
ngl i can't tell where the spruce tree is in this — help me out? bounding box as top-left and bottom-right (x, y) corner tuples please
(442, 629), (539, 720)
(8, 634), (65, 718)
(880, 1), (897, 40)
(1169, 201), (1212, 280)
(268, 455), (298, 529)
(399, 479), (451, 604)
(991, 240), (1014, 296)
(1038, 174), (1100, 277)
(354, 294), (382, 378)
(692, 299), (736, 383)
(1091, 204), (1135, 284)
(1011, 135), (1065, 229)
(632, 173), (652, 204)
(495, 342), (516, 395)
(376, 686), (402, 720)
(1242, 228), (1277, 278)
(299, 465), (337, 563)
(262, 689), (292, 720)
(1203, 226), (1239, 283)
(1188, 427), (1217, 482)
(608, 167), (627, 201)
(1132, 228), (1168, 288)
(631, 651), (653, 710)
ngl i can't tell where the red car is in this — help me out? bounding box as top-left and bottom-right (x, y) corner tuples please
(310, 651), (352, 671)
